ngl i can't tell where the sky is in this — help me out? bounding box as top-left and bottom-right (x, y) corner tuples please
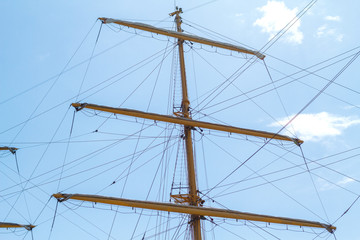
(1, 0), (360, 239)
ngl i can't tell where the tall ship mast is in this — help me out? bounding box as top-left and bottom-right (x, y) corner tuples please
(52, 8), (335, 239)
(4, 3), (360, 240)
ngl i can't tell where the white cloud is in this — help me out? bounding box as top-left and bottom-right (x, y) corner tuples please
(37, 52), (51, 61)
(318, 177), (355, 191)
(325, 15), (341, 21)
(234, 13), (245, 24)
(335, 34), (344, 42)
(316, 24), (343, 42)
(337, 177), (355, 185)
(344, 105), (360, 110)
(270, 112), (360, 142)
(254, 1), (303, 44)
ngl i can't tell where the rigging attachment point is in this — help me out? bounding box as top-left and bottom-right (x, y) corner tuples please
(72, 103), (88, 112)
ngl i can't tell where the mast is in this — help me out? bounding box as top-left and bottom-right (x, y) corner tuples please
(53, 9), (336, 238)
(171, 8), (202, 240)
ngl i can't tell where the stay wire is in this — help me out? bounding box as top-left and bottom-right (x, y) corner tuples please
(194, 51), (258, 114)
(130, 125), (177, 239)
(191, 47), (298, 139)
(332, 194), (360, 225)
(205, 145), (360, 200)
(211, 143), (296, 199)
(204, 50), (360, 119)
(196, 47), (359, 114)
(0, 20), (98, 105)
(0, 194), (29, 223)
(57, 21), (102, 192)
(120, 39), (173, 197)
(33, 196), (52, 227)
(186, 0), (219, 13)
(122, 39), (173, 240)
(212, 153), (360, 199)
(7, 19), (98, 146)
(106, 128), (176, 240)
(0, 45), (175, 137)
(201, 134), (328, 222)
(0, 161), (67, 232)
(75, 20), (103, 102)
(203, 48), (360, 200)
(260, 0), (317, 55)
(2, 21), (98, 222)
(95, 44), (176, 131)
(184, 17), (360, 99)
(2, 125), (164, 198)
(264, 60), (298, 137)
(191, 0), (317, 112)
(264, 54), (360, 111)
(269, 47), (360, 97)
(4, 107), (72, 222)
(203, 53), (359, 119)
(47, 204), (104, 240)
(14, 151), (33, 224)
(56, 108), (76, 192)
(299, 146), (330, 223)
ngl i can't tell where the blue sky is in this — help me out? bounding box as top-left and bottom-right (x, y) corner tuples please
(1, 0), (360, 239)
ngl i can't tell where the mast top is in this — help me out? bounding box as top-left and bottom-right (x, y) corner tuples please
(169, 7), (183, 17)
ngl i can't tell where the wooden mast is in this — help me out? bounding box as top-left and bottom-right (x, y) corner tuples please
(53, 8), (336, 238)
(171, 8), (202, 240)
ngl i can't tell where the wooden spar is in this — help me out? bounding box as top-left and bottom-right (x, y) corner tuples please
(71, 103), (303, 145)
(52, 193), (336, 233)
(98, 18), (265, 60)
(0, 222), (35, 231)
(0, 147), (18, 154)
(173, 9), (202, 240)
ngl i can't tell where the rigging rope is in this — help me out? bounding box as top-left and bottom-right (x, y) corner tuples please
(300, 146), (330, 222)
(202, 49), (360, 208)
